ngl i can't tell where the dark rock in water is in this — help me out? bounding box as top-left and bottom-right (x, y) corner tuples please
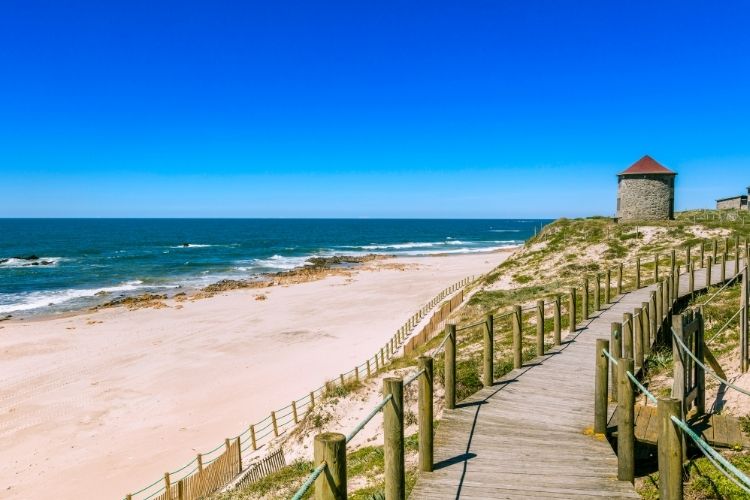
(0, 314), (12, 321)
(181, 243), (190, 247)
(0, 259), (7, 264)
(14, 255), (40, 261)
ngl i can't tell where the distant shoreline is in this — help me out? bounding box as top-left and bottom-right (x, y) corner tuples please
(1, 246), (519, 324)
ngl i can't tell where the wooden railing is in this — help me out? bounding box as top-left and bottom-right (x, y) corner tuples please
(595, 253), (750, 497)
(296, 234), (749, 499)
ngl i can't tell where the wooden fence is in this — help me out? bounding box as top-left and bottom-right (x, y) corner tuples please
(403, 290), (465, 355)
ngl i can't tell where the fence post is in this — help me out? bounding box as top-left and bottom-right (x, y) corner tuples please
(689, 262), (695, 294)
(712, 239), (717, 262)
(706, 256), (713, 288)
(314, 432), (346, 500)
(672, 313), (687, 418)
(536, 299), (545, 357)
(164, 472), (171, 499)
(594, 274), (601, 311)
(553, 295), (562, 345)
(513, 305), (523, 369)
(686, 245), (691, 276)
(583, 277), (590, 320)
(722, 248), (727, 282)
(656, 280), (664, 329)
(595, 339), (609, 434)
(617, 263), (623, 295)
(623, 312), (634, 360)
(605, 269), (611, 303)
(649, 292), (657, 347)
(384, 377), (405, 500)
(271, 411), (279, 437)
(569, 287), (577, 333)
(236, 436), (243, 472)
(657, 398), (683, 500)
(655, 253), (659, 283)
(611, 322), (622, 401)
(670, 249), (676, 273)
(636, 256), (641, 289)
(445, 324), (456, 409)
(178, 479), (185, 500)
(418, 356), (433, 472)
(617, 358), (635, 483)
(634, 307), (644, 370)
(483, 314), (494, 387)
(642, 301), (651, 358)
(700, 242), (705, 268)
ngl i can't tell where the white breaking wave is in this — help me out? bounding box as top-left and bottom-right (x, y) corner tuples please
(489, 229), (521, 233)
(0, 257), (67, 268)
(0, 280), (173, 314)
(236, 254), (313, 272)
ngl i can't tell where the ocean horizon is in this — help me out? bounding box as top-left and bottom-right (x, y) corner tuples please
(0, 218), (549, 316)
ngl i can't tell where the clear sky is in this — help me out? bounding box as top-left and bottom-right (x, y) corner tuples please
(1, 1), (748, 218)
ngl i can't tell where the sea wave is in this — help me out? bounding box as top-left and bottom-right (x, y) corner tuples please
(236, 254), (313, 272)
(489, 229), (521, 233)
(0, 280), (165, 314)
(0, 257), (67, 268)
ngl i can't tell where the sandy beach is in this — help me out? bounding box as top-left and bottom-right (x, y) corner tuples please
(0, 249), (512, 499)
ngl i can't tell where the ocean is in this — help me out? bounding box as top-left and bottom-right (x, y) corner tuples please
(0, 219), (549, 316)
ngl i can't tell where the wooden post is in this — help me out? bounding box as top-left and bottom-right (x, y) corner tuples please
(164, 472), (171, 499)
(712, 239), (717, 262)
(339, 373), (345, 386)
(512, 305), (523, 369)
(292, 401), (299, 424)
(700, 243), (705, 268)
(236, 436), (243, 472)
(445, 324), (456, 409)
(623, 312), (634, 360)
(418, 356), (433, 472)
(375, 354), (380, 372)
(654, 253), (659, 283)
(689, 262), (695, 294)
(483, 314), (494, 387)
(664, 278), (671, 319)
(314, 432), (346, 500)
(617, 358), (635, 483)
(617, 263), (623, 295)
(594, 274), (601, 311)
(670, 249), (676, 273)
(250, 424), (257, 451)
(380, 348), (385, 368)
(657, 398), (683, 500)
(611, 322), (622, 401)
(672, 312), (688, 418)
(636, 256), (641, 289)
(706, 256), (713, 288)
(634, 307), (644, 370)
(367, 359), (371, 377)
(383, 377), (405, 500)
(649, 292), (657, 347)
(178, 479), (184, 500)
(722, 247), (727, 282)
(583, 277), (589, 320)
(536, 299), (545, 357)
(686, 245), (691, 276)
(271, 411), (279, 437)
(553, 295), (562, 345)
(656, 282), (664, 337)
(569, 287), (577, 333)
(594, 339), (609, 434)
(605, 269), (611, 303)
(355, 366), (359, 382)
(642, 301), (651, 358)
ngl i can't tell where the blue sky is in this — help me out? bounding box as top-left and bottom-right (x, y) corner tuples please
(1, 1), (748, 218)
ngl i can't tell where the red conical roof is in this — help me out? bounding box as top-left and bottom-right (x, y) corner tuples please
(619, 155), (676, 176)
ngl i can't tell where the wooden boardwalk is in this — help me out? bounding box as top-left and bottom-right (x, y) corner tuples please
(410, 260), (740, 499)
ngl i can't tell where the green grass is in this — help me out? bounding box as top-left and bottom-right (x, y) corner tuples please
(638, 453), (750, 499)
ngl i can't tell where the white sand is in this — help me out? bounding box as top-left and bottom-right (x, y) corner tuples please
(0, 250), (512, 499)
